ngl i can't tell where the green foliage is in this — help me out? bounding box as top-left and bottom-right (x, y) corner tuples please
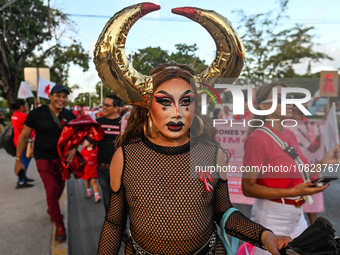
(95, 81), (114, 103)
(74, 81), (116, 107)
(169, 44), (208, 74)
(132, 47), (169, 75)
(132, 43), (208, 75)
(27, 43), (90, 86)
(0, 0), (90, 110)
(234, 0), (333, 87)
(73, 92), (94, 107)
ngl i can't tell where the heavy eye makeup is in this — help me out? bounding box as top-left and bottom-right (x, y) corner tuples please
(154, 88), (196, 107)
(154, 94), (196, 107)
(154, 95), (173, 106)
(179, 95), (196, 106)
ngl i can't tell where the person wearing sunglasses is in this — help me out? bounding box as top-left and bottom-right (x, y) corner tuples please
(242, 82), (339, 255)
(95, 94), (122, 212)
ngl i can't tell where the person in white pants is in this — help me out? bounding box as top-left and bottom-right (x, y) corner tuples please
(242, 82), (339, 255)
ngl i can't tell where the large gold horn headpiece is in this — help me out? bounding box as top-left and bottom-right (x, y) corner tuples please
(171, 7), (245, 83)
(94, 3), (245, 109)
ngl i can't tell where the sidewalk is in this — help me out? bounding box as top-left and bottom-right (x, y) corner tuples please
(0, 148), (67, 255)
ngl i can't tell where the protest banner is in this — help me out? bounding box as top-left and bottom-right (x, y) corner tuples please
(17, 81), (34, 99)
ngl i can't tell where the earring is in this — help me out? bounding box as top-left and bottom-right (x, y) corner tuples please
(143, 113), (154, 137)
(162, 107), (166, 110)
(143, 119), (148, 137)
(186, 107), (189, 111)
(143, 117), (153, 137)
(191, 115), (204, 137)
(148, 116), (153, 136)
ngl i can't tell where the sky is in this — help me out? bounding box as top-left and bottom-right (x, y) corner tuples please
(44, 0), (340, 98)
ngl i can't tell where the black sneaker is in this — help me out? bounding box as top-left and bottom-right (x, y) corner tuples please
(25, 176), (34, 182)
(16, 182), (34, 189)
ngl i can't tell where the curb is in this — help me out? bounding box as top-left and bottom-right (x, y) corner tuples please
(51, 184), (68, 255)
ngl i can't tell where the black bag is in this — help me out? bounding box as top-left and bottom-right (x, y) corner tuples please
(280, 217), (340, 255)
(0, 125), (16, 156)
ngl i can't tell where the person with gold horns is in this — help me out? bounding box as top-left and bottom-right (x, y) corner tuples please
(94, 3), (291, 255)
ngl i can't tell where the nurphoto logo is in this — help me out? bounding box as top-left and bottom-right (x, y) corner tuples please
(200, 84), (312, 128)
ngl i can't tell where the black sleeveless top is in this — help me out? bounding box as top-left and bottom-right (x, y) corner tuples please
(97, 136), (268, 255)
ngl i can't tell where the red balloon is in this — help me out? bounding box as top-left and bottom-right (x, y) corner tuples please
(57, 115), (104, 180)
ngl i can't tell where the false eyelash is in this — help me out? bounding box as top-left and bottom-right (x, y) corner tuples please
(180, 96), (196, 105)
(154, 97), (173, 106)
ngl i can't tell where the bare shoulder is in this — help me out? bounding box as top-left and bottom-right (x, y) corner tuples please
(110, 147), (124, 192)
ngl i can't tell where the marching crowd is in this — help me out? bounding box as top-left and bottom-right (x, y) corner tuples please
(3, 3), (339, 254)
(3, 67), (338, 255)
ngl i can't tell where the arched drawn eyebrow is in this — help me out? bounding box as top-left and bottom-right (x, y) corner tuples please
(180, 90), (193, 98)
(156, 90), (173, 98)
(156, 90), (194, 98)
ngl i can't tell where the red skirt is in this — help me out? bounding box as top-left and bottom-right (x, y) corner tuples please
(81, 163), (98, 180)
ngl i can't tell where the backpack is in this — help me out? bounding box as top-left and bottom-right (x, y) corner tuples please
(0, 125), (16, 156)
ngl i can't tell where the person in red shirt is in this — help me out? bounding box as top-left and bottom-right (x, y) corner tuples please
(11, 99), (35, 188)
(242, 82), (339, 255)
(80, 140), (101, 202)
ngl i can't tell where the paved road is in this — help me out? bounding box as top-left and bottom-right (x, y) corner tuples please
(67, 175), (105, 255)
(67, 173), (125, 255)
(0, 148), (53, 255)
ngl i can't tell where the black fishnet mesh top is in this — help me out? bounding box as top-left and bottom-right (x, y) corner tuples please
(98, 136), (269, 255)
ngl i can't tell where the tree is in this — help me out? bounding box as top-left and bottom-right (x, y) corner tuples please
(0, 0), (90, 109)
(132, 46), (169, 75)
(74, 81), (117, 107)
(169, 43), (207, 74)
(73, 92), (95, 107)
(132, 44), (208, 75)
(234, 0), (332, 87)
(28, 42), (90, 86)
